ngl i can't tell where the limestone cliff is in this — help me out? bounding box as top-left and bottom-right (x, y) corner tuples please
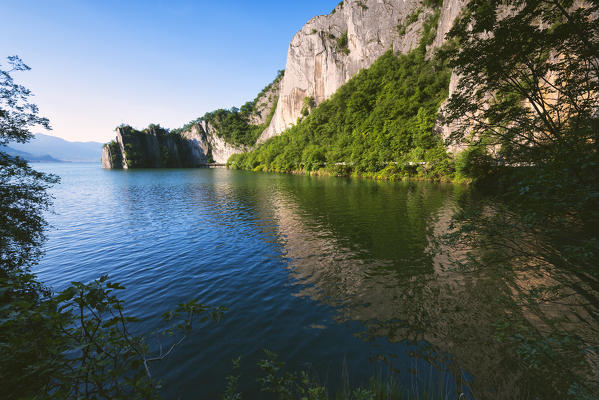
(101, 124), (248, 169)
(247, 70), (283, 126)
(259, 0), (467, 143)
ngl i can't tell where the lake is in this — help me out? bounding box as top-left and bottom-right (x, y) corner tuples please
(32, 163), (596, 399)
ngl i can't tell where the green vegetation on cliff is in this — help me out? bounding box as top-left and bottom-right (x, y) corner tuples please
(116, 123), (213, 168)
(119, 124), (182, 167)
(105, 140), (122, 167)
(172, 70), (284, 147)
(228, 45), (452, 179)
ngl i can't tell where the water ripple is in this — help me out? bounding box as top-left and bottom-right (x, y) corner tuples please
(33, 164), (467, 399)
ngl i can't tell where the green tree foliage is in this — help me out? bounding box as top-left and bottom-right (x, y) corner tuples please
(229, 46), (452, 180)
(301, 96), (315, 117)
(438, 1), (599, 396)
(0, 56), (57, 272)
(105, 140), (123, 167)
(444, 0), (599, 273)
(337, 31), (350, 55)
(3, 274), (225, 399)
(331, 1), (344, 14)
(0, 57), (51, 146)
(423, 0), (443, 8)
(257, 350), (326, 400)
(0, 55), (62, 399)
(420, 7), (441, 47)
(446, 0), (599, 183)
(119, 124), (172, 168)
(397, 8), (421, 36)
(201, 106), (263, 146)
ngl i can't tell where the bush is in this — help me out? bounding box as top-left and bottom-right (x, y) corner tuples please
(337, 31), (349, 55)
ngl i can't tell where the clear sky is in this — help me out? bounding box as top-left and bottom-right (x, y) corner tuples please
(1, 0), (337, 143)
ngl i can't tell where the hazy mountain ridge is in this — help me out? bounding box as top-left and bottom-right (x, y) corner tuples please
(0, 145), (63, 163)
(9, 133), (103, 162)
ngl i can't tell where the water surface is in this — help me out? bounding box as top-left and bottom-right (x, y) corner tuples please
(33, 163), (595, 399)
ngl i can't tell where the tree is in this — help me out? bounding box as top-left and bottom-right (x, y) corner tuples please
(445, 0), (599, 190)
(0, 54), (64, 399)
(0, 55), (57, 273)
(444, 0), (599, 275)
(443, 0), (599, 277)
(438, 2), (599, 396)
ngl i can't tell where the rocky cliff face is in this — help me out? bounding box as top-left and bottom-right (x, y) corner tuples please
(194, 120), (250, 164)
(101, 142), (117, 169)
(259, 0), (467, 143)
(101, 124), (247, 169)
(248, 72), (283, 126)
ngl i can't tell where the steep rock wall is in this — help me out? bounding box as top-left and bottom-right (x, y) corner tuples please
(101, 125), (246, 169)
(259, 0), (467, 143)
(101, 143), (116, 169)
(248, 73), (283, 126)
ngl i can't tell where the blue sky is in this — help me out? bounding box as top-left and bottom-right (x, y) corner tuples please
(1, 0), (337, 143)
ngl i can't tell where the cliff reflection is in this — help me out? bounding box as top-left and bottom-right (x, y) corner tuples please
(255, 175), (598, 399)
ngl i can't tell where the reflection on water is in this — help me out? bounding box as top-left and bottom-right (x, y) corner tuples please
(253, 175), (598, 398)
(34, 164), (598, 399)
(254, 179), (477, 391)
(263, 179), (446, 313)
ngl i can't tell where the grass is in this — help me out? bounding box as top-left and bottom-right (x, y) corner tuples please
(223, 351), (468, 400)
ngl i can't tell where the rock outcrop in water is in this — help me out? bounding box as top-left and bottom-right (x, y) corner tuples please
(101, 123), (249, 169)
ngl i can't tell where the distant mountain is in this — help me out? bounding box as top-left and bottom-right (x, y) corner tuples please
(1, 145), (64, 163)
(7, 133), (103, 162)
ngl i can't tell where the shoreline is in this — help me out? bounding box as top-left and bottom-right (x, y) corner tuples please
(228, 165), (472, 185)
